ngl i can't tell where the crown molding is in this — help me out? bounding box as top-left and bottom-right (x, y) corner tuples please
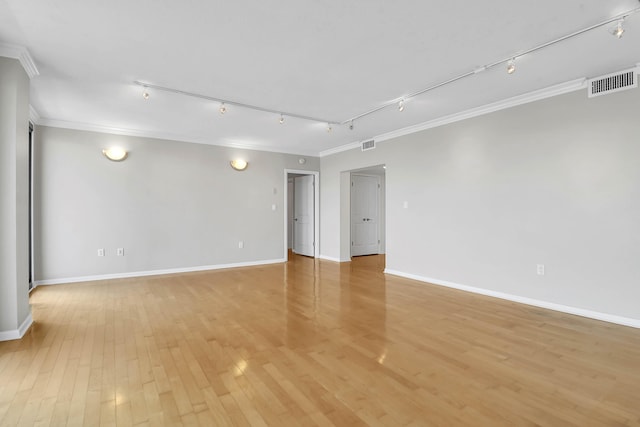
(0, 43), (39, 78)
(320, 77), (588, 157)
(37, 117), (321, 157)
(319, 141), (362, 157)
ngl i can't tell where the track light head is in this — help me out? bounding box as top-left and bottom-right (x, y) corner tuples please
(326, 123), (332, 133)
(219, 103), (226, 114)
(349, 120), (354, 130)
(612, 19), (625, 38)
(398, 99), (405, 112)
(142, 88), (150, 100)
(279, 114), (285, 124)
(506, 58), (516, 74)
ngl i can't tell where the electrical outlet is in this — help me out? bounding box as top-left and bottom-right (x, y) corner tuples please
(97, 248), (105, 257)
(117, 248), (124, 256)
(238, 241), (244, 249)
(537, 264), (545, 276)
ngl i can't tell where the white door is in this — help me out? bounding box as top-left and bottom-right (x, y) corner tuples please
(293, 175), (315, 257)
(351, 174), (379, 256)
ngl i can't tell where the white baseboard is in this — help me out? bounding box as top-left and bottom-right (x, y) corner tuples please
(0, 313), (33, 342)
(34, 258), (286, 286)
(318, 254), (343, 263)
(384, 269), (640, 329)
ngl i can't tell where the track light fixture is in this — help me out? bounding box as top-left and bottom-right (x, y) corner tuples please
(133, 5), (640, 133)
(133, 81), (337, 129)
(611, 19), (625, 38)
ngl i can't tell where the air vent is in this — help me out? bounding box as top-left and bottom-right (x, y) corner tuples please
(588, 68), (638, 98)
(361, 139), (375, 151)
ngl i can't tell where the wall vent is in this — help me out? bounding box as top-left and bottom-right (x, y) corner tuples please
(588, 68), (638, 98)
(361, 139), (376, 151)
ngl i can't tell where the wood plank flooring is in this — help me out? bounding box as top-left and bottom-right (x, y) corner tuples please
(1, 254), (640, 426)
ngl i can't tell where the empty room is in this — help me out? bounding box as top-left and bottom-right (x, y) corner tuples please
(1, 1), (640, 426)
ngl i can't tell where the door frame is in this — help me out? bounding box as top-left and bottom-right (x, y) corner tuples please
(283, 169), (320, 259)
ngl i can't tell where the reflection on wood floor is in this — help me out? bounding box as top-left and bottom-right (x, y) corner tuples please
(1, 253), (640, 426)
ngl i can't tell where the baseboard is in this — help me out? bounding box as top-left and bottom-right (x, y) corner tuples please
(384, 269), (640, 329)
(318, 255), (346, 263)
(34, 258), (286, 286)
(0, 313), (33, 342)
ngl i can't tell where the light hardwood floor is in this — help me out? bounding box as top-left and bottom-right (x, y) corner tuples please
(1, 254), (640, 426)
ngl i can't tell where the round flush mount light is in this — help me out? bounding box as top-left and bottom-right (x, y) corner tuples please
(230, 159), (248, 171)
(102, 147), (128, 162)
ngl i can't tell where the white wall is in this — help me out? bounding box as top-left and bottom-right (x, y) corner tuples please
(34, 126), (319, 282)
(0, 57), (31, 338)
(320, 87), (640, 322)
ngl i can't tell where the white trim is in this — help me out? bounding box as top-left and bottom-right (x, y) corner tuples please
(34, 258), (285, 286)
(319, 141), (361, 157)
(283, 169), (320, 260)
(0, 313), (33, 342)
(384, 269), (640, 329)
(320, 78), (587, 158)
(0, 43), (39, 78)
(37, 118), (320, 157)
(318, 255), (344, 263)
(29, 105), (40, 123)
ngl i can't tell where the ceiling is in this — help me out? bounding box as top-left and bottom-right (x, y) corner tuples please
(1, 1), (639, 156)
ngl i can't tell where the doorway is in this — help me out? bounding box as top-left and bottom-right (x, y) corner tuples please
(351, 174), (380, 256)
(284, 170), (319, 260)
(346, 165), (386, 260)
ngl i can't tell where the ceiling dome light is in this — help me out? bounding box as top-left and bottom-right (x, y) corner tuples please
(398, 99), (405, 112)
(279, 114), (285, 124)
(506, 58), (516, 74)
(103, 147), (128, 162)
(611, 20), (625, 38)
(142, 88), (150, 100)
(219, 102), (226, 114)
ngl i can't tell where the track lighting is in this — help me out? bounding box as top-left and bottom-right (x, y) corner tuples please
(611, 19), (625, 38)
(133, 5), (640, 133)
